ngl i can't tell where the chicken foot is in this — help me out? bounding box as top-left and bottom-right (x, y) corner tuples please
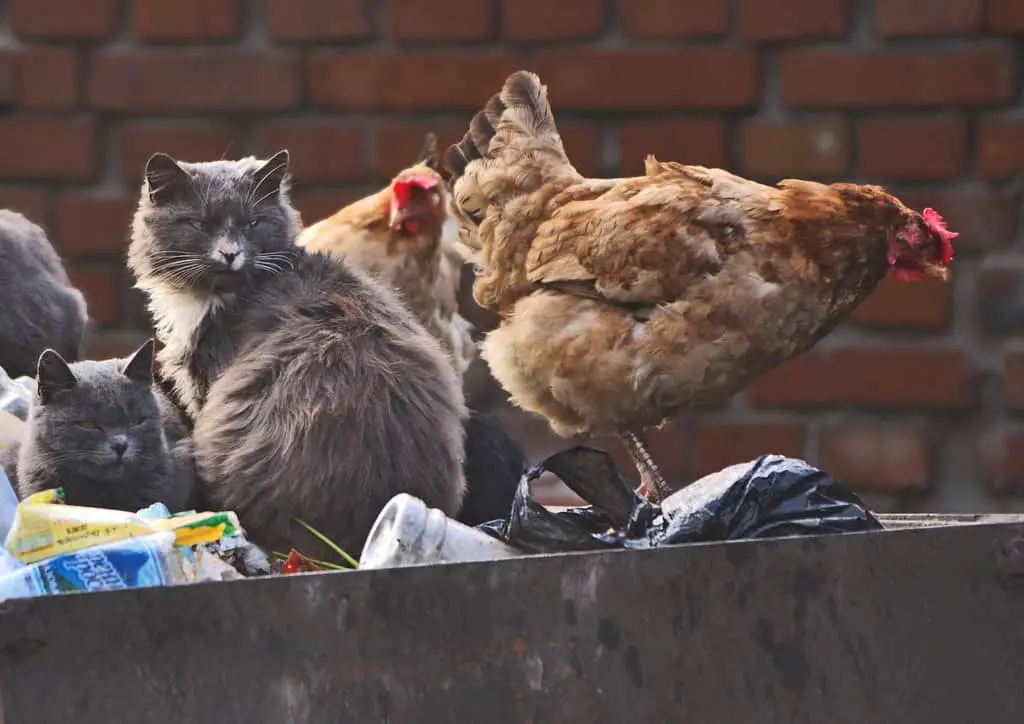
(620, 431), (674, 503)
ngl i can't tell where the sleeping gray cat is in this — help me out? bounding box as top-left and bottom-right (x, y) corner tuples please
(127, 150), (467, 559)
(0, 210), (88, 378)
(0, 339), (196, 512)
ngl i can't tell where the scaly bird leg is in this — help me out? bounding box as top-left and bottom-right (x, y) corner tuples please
(620, 431), (673, 504)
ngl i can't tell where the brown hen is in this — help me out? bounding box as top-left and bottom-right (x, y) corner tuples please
(442, 71), (956, 501)
(297, 134), (476, 374)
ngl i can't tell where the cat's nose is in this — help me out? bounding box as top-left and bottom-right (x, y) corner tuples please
(221, 251), (237, 265)
(109, 437), (128, 458)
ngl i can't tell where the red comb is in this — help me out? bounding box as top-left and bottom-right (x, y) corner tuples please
(922, 207), (957, 265)
(392, 175), (439, 207)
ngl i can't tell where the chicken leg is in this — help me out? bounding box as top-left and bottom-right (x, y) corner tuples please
(620, 431), (673, 503)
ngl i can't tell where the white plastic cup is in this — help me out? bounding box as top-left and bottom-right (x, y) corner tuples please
(358, 493), (523, 570)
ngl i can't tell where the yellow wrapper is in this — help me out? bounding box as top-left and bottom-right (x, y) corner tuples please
(22, 488), (65, 505)
(4, 498), (242, 564)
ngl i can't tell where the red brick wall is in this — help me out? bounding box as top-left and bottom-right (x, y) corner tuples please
(0, 0), (1021, 510)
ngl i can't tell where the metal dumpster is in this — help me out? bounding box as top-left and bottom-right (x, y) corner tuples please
(0, 513), (1022, 723)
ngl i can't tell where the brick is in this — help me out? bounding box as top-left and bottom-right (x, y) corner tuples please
(877, 0), (981, 36)
(621, 0), (727, 38)
(10, 0), (119, 39)
(746, 347), (973, 409)
(980, 430), (1024, 494)
(67, 266), (124, 329)
(739, 119), (849, 178)
(0, 118), (96, 181)
(819, 424), (929, 492)
(54, 194), (136, 256)
(891, 187), (1018, 251)
(255, 121), (367, 183)
(1002, 356), (1024, 412)
(976, 269), (1024, 336)
(738, 0), (848, 40)
(309, 51), (524, 111)
(502, 0), (605, 41)
(0, 188), (50, 228)
(89, 50), (300, 112)
(134, 0), (240, 40)
(978, 115), (1024, 179)
(85, 332), (154, 362)
(695, 422), (805, 475)
(556, 121), (603, 178)
(988, 0), (1024, 32)
(291, 187), (378, 226)
(118, 121), (238, 183)
(0, 55), (14, 105)
(858, 117), (967, 180)
(374, 120), (468, 178)
(781, 46), (1013, 108)
(266, 0), (372, 40)
(850, 276), (952, 329)
(391, 0), (493, 40)
(372, 119), (609, 182)
(616, 119), (727, 175)
(16, 47), (78, 110)
(535, 49), (759, 110)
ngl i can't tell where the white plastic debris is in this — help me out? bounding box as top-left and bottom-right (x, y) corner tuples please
(359, 493), (523, 570)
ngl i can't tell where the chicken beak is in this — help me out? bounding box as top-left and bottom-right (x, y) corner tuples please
(923, 264), (950, 282)
(388, 204), (408, 231)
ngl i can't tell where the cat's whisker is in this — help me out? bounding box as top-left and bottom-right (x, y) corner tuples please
(249, 185), (284, 211)
(246, 161), (288, 209)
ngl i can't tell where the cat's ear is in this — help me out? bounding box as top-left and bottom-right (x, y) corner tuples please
(252, 150), (290, 201)
(145, 153), (191, 205)
(122, 338), (155, 385)
(36, 349), (76, 403)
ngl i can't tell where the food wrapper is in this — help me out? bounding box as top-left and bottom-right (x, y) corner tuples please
(0, 531), (187, 602)
(4, 491), (242, 564)
(22, 488), (65, 506)
(0, 530), (249, 602)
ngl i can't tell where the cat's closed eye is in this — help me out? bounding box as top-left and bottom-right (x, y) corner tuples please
(183, 218), (209, 232)
(75, 421), (102, 430)
(247, 218), (262, 229)
(127, 417), (147, 428)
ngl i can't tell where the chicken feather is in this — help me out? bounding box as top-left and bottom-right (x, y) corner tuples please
(443, 70), (955, 497)
(299, 136), (476, 375)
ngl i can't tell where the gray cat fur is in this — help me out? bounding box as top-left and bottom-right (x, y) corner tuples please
(127, 150), (467, 559)
(0, 210), (88, 378)
(1, 339), (196, 512)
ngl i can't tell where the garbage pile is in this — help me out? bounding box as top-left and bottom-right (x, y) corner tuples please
(359, 448), (883, 570)
(0, 353), (885, 601)
(0, 468), (274, 600)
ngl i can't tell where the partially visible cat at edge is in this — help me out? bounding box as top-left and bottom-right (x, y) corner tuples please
(127, 149), (468, 560)
(0, 339), (197, 513)
(0, 210), (89, 378)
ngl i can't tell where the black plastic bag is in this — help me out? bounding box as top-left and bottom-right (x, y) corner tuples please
(477, 447), (882, 554)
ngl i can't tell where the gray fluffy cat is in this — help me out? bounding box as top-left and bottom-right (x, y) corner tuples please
(0, 210), (88, 378)
(127, 150), (467, 559)
(0, 339), (196, 512)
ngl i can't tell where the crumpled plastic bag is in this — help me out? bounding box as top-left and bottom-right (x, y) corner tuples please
(478, 447), (882, 554)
